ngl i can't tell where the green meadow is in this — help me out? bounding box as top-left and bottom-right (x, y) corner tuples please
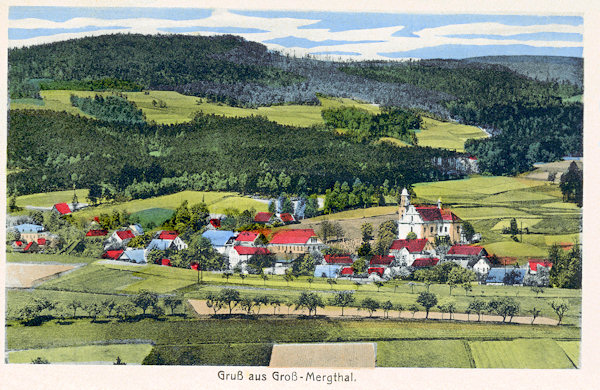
(15, 189), (89, 208)
(416, 117), (488, 152)
(8, 344), (153, 364)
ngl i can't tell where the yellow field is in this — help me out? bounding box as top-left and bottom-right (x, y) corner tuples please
(16, 189), (89, 208)
(416, 117), (488, 152)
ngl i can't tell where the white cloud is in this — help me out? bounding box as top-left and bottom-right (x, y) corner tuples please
(416, 22), (583, 38)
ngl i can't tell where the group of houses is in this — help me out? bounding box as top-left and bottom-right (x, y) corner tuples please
(9, 191), (555, 286)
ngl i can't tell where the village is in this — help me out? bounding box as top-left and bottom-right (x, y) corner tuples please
(7, 188), (556, 288)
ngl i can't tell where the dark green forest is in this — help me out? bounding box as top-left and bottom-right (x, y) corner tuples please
(321, 106), (421, 144)
(8, 110), (458, 197)
(7, 33), (583, 183)
(70, 94), (146, 125)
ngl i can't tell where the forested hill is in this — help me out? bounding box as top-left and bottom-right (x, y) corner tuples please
(8, 33), (583, 177)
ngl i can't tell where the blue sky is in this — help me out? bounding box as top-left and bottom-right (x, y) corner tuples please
(8, 7), (583, 60)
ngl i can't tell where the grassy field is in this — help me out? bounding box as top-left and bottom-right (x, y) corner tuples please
(557, 340), (580, 367)
(377, 340), (473, 367)
(72, 190), (267, 219)
(7, 252), (98, 264)
(469, 339), (576, 368)
(16, 189), (89, 208)
(11, 90), (486, 152)
(416, 117), (488, 152)
(8, 344), (153, 364)
(130, 208), (174, 228)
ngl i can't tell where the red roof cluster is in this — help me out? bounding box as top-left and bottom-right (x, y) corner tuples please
(370, 255), (394, 266)
(412, 258), (440, 267)
(234, 246), (270, 256)
(158, 231), (178, 240)
(160, 258), (172, 267)
(209, 219), (221, 228)
(53, 203), (72, 215)
(236, 231), (259, 242)
(102, 250), (124, 260)
(254, 212), (274, 223)
(390, 239), (429, 253)
(86, 229), (108, 236)
(528, 259), (553, 272)
(269, 229), (316, 245)
(447, 245), (485, 256)
(279, 213), (295, 223)
(414, 206), (461, 222)
(37, 238), (47, 245)
(324, 254), (353, 264)
(340, 267), (354, 275)
(368, 267), (385, 276)
(116, 230), (135, 240)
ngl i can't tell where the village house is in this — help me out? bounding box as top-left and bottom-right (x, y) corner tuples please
(229, 246), (271, 270)
(314, 263), (343, 278)
(86, 229), (108, 237)
(52, 202), (72, 215)
(397, 188), (462, 243)
(368, 255), (395, 277)
(105, 229), (136, 250)
(485, 267), (527, 286)
(146, 231), (188, 251)
(101, 249), (124, 260)
(267, 229), (325, 256)
(201, 230), (237, 255)
(411, 257), (440, 269)
(444, 245), (488, 269)
(254, 212), (278, 224)
(472, 257), (492, 279)
(235, 231), (260, 247)
(205, 218), (222, 230)
(277, 213), (296, 225)
(389, 238), (436, 266)
(528, 259), (553, 274)
(120, 248), (146, 264)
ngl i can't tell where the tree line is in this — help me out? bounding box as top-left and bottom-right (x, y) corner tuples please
(70, 94), (146, 125)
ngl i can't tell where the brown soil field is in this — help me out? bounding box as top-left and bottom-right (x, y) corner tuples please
(269, 342), (376, 367)
(187, 299), (558, 325)
(295, 213), (397, 243)
(523, 160), (582, 183)
(6, 263), (76, 288)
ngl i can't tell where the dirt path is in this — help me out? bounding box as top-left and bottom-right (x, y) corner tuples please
(187, 299), (558, 325)
(6, 263), (77, 288)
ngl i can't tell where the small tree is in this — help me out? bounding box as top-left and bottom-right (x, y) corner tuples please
(239, 297), (255, 315)
(31, 357), (49, 364)
(239, 273), (247, 284)
(408, 304), (420, 318)
(261, 273), (269, 286)
(205, 293), (224, 315)
(283, 273), (295, 287)
(354, 281), (362, 291)
(253, 296), (269, 315)
(152, 304), (165, 317)
(382, 300), (393, 318)
(462, 282), (473, 296)
(296, 292), (324, 316)
(416, 292), (438, 319)
(307, 277), (314, 288)
(408, 282), (416, 294)
(270, 297), (282, 315)
(361, 298), (380, 317)
(531, 286), (544, 296)
(285, 299), (295, 315)
(326, 278), (337, 290)
(132, 290), (158, 315)
(529, 307), (542, 324)
(446, 303), (456, 320)
(330, 291), (355, 316)
(67, 300), (83, 317)
(115, 303), (135, 320)
(222, 271), (233, 284)
(102, 299), (117, 317)
(85, 303), (102, 321)
(550, 299), (570, 325)
(114, 356), (127, 365)
(395, 303), (404, 318)
(374, 281), (384, 292)
(361, 223), (374, 242)
(219, 288), (241, 315)
(468, 299), (487, 322)
(163, 296), (183, 315)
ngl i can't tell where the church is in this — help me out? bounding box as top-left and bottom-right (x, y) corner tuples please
(397, 188), (463, 243)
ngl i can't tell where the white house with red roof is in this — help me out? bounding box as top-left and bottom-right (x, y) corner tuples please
(146, 231), (188, 251)
(397, 188), (463, 243)
(528, 259), (553, 274)
(52, 203), (72, 215)
(106, 229), (135, 248)
(235, 231), (260, 246)
(389, 238), (436, 266)
(229, 246), (271, 270)
(323, 254), (354, 266)
(444, 244), (489, 270)
(277, 213), (296, 224)
(254, 212), (277, 224)
(267, 229), (325, 255)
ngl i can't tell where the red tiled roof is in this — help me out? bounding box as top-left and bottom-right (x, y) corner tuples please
(53, 203), (71, 215)
(529, 259), (553, 272)
(412, 258), (440, 267)
(209, 219), (221, 228)
(234, 246), (270, 256)
(190, 262), (199, 270)
(102, 250), (124, 260)
(160, 258), (172, 266)
(497, 257), (518, 265)
(340, 267), (354, 275)
(390, 239), (429, 253)
(447, 245), (485, 256)
(86, 229), (108, 236)
(158, 231), (178, 240)
(269, 229), (316, 245)
(254, 212), (274, 223)
(368, 267), (385, 275)
(415, 206), (460, 222)
(469, 156), (478, 160)
(236, 231), (259, 242)
(370, 255), (394, 266)
(23, 242), (34, 251)
(324, 254), (353, 264)
(279, 213), (295, 222)
(94, 216), (100, 223)
(116, 230), (135, 240)
(37, 238), (47, 245)
(14, 240), (23, 246)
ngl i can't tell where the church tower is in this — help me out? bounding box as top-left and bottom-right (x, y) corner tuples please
(399, 188), (410, 219)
